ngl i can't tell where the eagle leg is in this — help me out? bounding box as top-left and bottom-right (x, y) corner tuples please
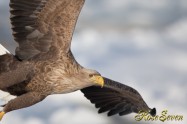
(0, 92), (46, 121)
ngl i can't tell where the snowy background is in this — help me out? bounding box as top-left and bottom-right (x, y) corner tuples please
(0, 0), (187, 124)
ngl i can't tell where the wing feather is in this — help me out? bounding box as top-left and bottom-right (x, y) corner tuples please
(10, 0), (85, 60)
(81, 77), (156, 117)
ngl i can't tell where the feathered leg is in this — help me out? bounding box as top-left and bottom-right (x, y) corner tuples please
(0, 92), (46, 120)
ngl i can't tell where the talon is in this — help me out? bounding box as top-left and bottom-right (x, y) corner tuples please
(0, 111), (5, 121)
(91, 75), (104, 88)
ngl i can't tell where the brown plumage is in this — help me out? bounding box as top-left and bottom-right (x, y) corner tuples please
(0, 0), (156, 121)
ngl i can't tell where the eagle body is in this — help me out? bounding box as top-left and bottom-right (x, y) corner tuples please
(1, 52), (93, 96)
(0, 0), (156, 121)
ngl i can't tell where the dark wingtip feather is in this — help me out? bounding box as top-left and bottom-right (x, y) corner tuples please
(107, 111), (114, 117)
(150, 108), (156, 116)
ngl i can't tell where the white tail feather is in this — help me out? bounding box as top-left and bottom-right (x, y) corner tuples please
(0, 44), (10, 55)
(0, 90), (17, 102)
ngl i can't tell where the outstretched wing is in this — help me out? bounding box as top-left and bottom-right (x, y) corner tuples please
(10, 0), (85, 60)
(81, 77), (156, 116)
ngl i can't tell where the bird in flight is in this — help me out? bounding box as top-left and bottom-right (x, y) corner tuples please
(0, 0), (156, 121)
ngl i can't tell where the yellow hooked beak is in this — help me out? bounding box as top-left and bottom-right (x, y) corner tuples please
(90, 75), (105, 88)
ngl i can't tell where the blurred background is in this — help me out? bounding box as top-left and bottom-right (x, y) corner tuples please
(0, 0), (187, 124)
